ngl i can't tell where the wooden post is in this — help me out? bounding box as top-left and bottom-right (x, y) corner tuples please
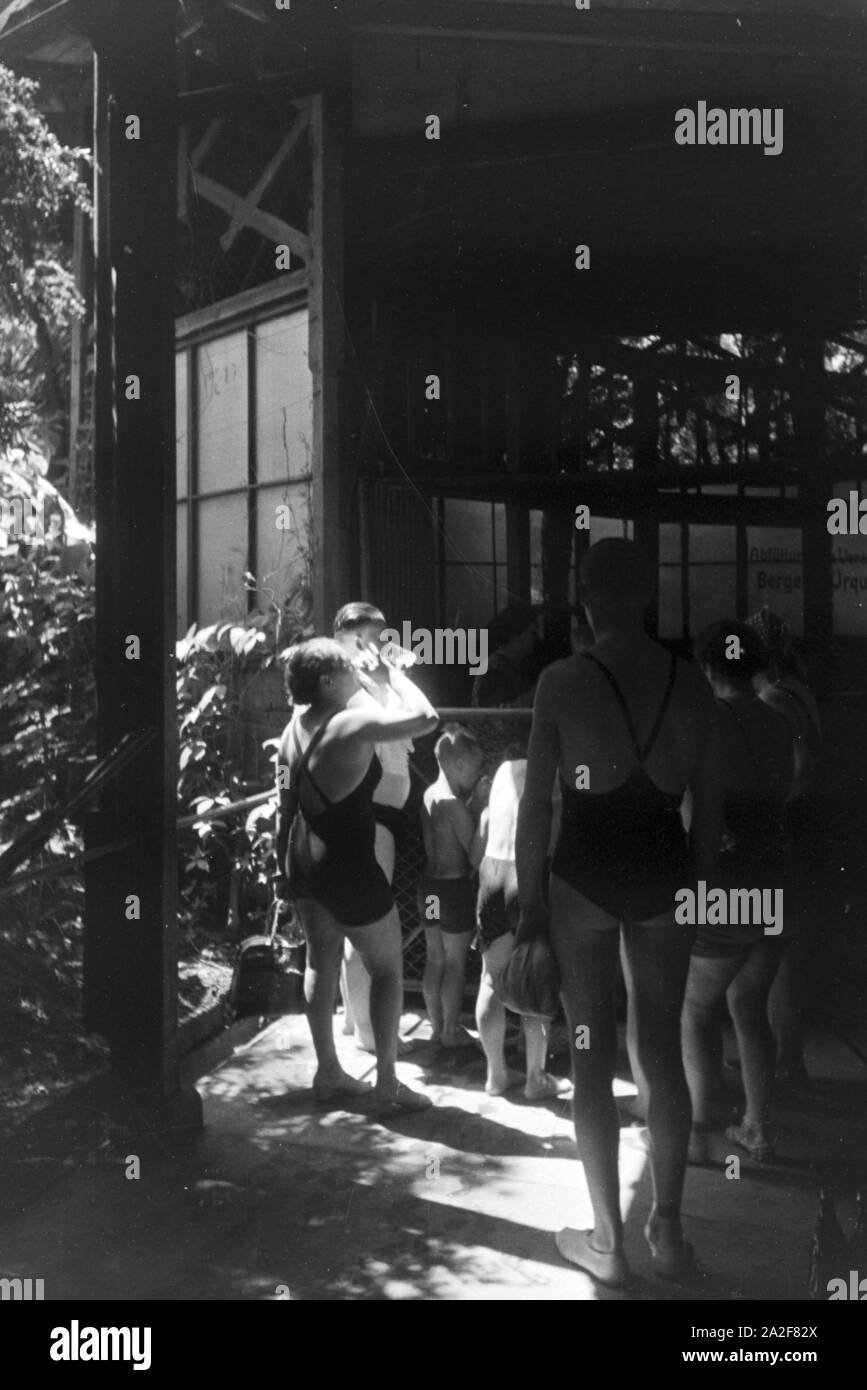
(82, 0), (201, 1136)
(308, 89), (348, 630)
(504, 339), (530, 601)
(796, 337), (831, 659)
(633, 372), (660, 637)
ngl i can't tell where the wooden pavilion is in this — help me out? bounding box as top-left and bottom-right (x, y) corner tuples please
(1, 0), (865, 1129)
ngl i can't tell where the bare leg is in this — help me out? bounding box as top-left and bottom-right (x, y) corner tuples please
(548, 875), (628, 1285)
(339, 956), (355, 1035)
(422, 927), (445, 1041)
(298, 898), (369, 1095)
(477, 934), (522, 1093)
(342, 941), (375, 1052)
(440, 930), (474, 1045)
(620, 938), (648, 1120)
(340, 824), (397, 1050)
(726, 939), (784, 1126)
(623, 911), (695, 1261)
(346, 905), (428, 1108)
(682, 951), (741, 1127)
(768, 947), (806, 1073)
(522, 1017), (571, 1099)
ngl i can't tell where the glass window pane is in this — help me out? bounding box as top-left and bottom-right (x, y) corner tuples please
(196, 493), (249, 625)
(590, 514), (629, 545)
(176, 352), (188, 496)
(495, 564), (510, 613)
(444, 499), (494, 563)
(197, 332), (248, 494)
(177, 501), (188, 635)
(691, 524), (736, 564)
(746, 527), (803, 635)
(689, 564), (737, 634)
(529, 510), (543, 568)
(658, 565), (682, 638)
(255, 482), (311, 617)
(444, 564), (497, 629)
(256, 311), (313, 484)
(493, 503), (506, 560)
(830, 484), (867, 635)
(659, 523), (681, 565)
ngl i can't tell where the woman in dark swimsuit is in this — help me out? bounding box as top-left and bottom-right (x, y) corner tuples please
(516, 540), (722, 1288)
(682, 621), (792, 1165)
(276, 638), (438, 1111)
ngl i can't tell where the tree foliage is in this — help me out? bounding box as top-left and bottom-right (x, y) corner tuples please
(0, 63), (90, 451)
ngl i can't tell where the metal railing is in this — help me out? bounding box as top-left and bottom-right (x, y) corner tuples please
(0, 708), (533, 983)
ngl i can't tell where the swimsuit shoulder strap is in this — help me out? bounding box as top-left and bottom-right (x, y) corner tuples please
(639, 651), (679, 762)
(581, 649), (677, 763)
(719, 698), (765, 796)
(293, 714), (335, 808)
(580, 651), (642, 760)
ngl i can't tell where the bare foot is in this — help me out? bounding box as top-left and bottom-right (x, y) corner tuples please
(371, 1081), (433, 1114)
(555, 1229), (632, 1289)
(312, 1069), (373, 1102)
(644, 1213), (700, 1282)
(524, 1073), (573, 1101)
(485, 1068), (523, 1096)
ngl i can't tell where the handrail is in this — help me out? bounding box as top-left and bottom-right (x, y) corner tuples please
(0, 728), (158, 882)
(0, 836), (138, 902)
(177, 789), (274, 830)
(435, 707), (533, 718)
(2, 706), (533, 888)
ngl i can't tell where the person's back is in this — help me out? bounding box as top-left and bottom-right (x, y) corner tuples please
(516, 538), (721, 1289)
(546, 632), (712, 921)
(716, 694), (791, 886)
(483, 759), (525, 862)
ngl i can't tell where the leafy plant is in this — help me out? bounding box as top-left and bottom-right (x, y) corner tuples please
(175, 581), (312, 941)
(0, 63), (90, 452)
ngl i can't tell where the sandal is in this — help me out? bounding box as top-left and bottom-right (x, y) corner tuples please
(725, 1119), (776, 1163)
(371, 1082), (433, 1114)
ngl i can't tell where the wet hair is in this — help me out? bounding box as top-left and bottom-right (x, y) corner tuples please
(488, 602), (538, 652)
(284, 637), (351, 704)
(434, 723), (482, 766)
(333, 601), (386, 634)
(580, 538), (651, 605)
(693, 620), (767, 683)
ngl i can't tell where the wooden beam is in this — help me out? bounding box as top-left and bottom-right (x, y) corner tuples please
(177, 123), (189, 222)
(797, 338), (833, 646)
(220, 106), (309, 252)
(504, 338), (530, 602)
(190, 115), (225, 168)
(193, 170), (310, 259)
(83, 1), (200, 1135)
(308, 88), (349, 630)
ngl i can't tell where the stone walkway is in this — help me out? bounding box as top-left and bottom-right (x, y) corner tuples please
(1, 1011), (865, 1300)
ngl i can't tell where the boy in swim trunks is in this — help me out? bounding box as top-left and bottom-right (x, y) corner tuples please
(476, 757), (573, 1100)
(419, 725), (486, 1048)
